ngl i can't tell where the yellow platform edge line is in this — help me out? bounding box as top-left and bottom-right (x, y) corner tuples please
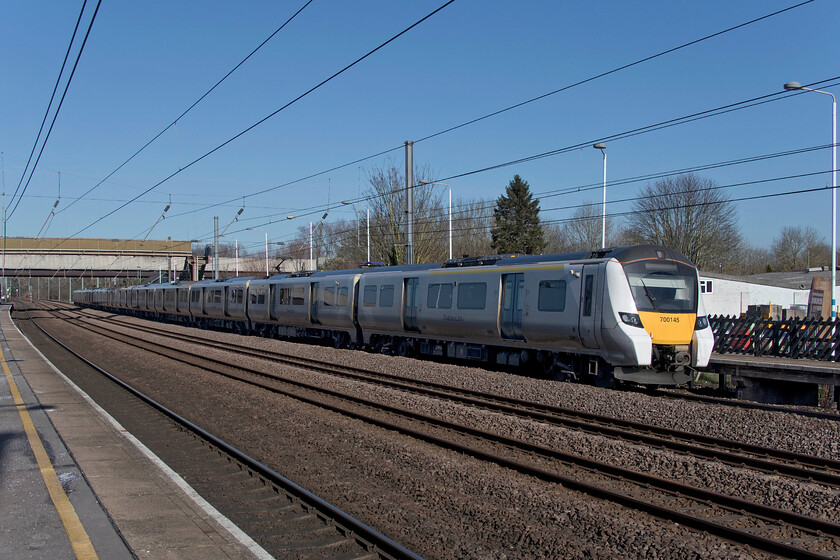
(2, 350), (99, 560)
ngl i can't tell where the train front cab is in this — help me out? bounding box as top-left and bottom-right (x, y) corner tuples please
(607, 246), (714, 385)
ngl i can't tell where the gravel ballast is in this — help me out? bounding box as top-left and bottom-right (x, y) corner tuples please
(42, 309), (840, 559)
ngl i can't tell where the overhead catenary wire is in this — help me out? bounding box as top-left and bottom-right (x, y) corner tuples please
(12, 2), (457, 276)
(7, 0), (102, 222)
(218, 76), (839, 236)
(219, 165), (839, 254)
(9, 0), (89, 213)
(17, 2), (825, 266)
(164, 0), (819, 224)
(57, 0), (316, 216)
(62, 0), (457, 241)
(414, 0), (816, 145)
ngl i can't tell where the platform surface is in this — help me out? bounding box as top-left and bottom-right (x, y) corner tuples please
(0, 302), (269, 559)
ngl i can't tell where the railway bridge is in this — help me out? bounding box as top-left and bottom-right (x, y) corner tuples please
(0, 237), (193, 299)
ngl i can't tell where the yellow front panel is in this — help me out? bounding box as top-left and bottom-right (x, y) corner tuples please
(637, 311), (696, 345)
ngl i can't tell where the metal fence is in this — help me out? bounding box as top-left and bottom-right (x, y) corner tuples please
(709, 315), (840, 362)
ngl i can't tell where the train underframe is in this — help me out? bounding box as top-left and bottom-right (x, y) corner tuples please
(97, 307), (692, 387)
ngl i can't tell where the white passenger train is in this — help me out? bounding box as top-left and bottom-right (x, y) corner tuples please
(73, 245), (714, 386)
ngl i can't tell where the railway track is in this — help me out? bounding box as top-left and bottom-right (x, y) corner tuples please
(63, 305), (840, 489)
(42, 303), (840, 559)
(15, 303), (422, 560)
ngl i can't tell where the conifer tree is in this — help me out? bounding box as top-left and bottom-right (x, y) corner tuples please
(491, 175), (545, 255)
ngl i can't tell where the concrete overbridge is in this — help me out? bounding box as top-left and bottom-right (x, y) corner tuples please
(0, 237), (196, 299)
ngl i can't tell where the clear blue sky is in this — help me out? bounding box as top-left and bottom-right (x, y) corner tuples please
(1, 0), (838, 257)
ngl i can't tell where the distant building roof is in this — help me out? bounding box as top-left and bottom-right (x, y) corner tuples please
(699, 269), (835, 290)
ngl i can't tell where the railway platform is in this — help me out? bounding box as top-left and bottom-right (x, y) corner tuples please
(0, 303), (269, 559)
(709, 353), (840, 406)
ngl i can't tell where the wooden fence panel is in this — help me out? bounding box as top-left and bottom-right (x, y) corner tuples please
(709, 315), (840, 362)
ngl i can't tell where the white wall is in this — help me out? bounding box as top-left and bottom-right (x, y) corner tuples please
(698, 276), (810, 317)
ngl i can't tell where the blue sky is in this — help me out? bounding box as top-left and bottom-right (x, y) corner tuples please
(1, 0), (838, 257)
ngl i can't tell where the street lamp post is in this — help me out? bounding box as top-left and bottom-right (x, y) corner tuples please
(342, 201), (370, 263)
(246, 227), (269, 277)
(593, 143), (607, 249)
(785, 81), (837, 318)
(287, 214), (328, 271)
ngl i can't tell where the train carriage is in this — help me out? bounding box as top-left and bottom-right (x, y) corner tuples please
(72, 245), (714, 387)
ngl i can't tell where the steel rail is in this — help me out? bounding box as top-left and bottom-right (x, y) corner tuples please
(51, 308), (840, 559)
(63, 306), (840, 486)
(22, 307), (425, 560)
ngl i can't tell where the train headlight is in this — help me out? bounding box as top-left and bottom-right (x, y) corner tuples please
(695, 316), (709, 330)
(620, 312), (644, 328)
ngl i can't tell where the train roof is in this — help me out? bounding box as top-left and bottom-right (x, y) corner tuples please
(443, 245), (695, 269)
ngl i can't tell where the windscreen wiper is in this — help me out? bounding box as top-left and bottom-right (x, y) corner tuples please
(639, 278), (659, 311)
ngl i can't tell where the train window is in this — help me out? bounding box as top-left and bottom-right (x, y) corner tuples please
(538, 280), (566, 312)
(250, 289), (266, 305)
(363, 285), (377, 307)
(191, 290), (200, 303)
(292, 286), (305, 305)
(623, 259), (697, 313)
(337, 287), (349, 307)
(457, 282), (486, 310)
(278, 287), (291, 305)
(178, 290), (188, 304)
(323, 287), (336, 306)
(207, 289), (222, 304)
(583, 275), (594, 316)
(427, 283), (453, 309)
(165, 290), (175, 304)
(379, 285), (394, 308)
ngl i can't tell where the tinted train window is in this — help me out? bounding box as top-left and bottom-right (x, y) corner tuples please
(457, 282), (486, 310)
(323, 287), (336, 306)
(250, 290), (266, 305)
(278, 287), (291, 305)
(427, 283), (453, 309)
(191, 290), (200, 303)
(337, 287), (349, 307)
(379, 285), (394, 308)
(292, 286), (305, 305)
(363, 285), (377, 307)
(538, 280), (566, 312)
(583, 276), (594, 316)
(165, 290), (175, 304)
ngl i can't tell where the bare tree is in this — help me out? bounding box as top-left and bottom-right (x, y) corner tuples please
(365, 162), (445, 265)
(623, 173), (740, 269)
(551, 202), (622, 252)
(721, 244), (773, 275)
(451, 197), (493, 258)
(770, 225), (831, 272)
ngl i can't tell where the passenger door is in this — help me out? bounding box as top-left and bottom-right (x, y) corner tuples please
(578, 265), (599, 349)
(403, 277), (419, 332)
(500, 273), (525, 341)
(310, 282), (320, 324)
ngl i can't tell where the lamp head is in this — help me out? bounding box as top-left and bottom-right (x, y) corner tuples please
(593, 142), (606, 150)
(784, 81), (804, 91)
